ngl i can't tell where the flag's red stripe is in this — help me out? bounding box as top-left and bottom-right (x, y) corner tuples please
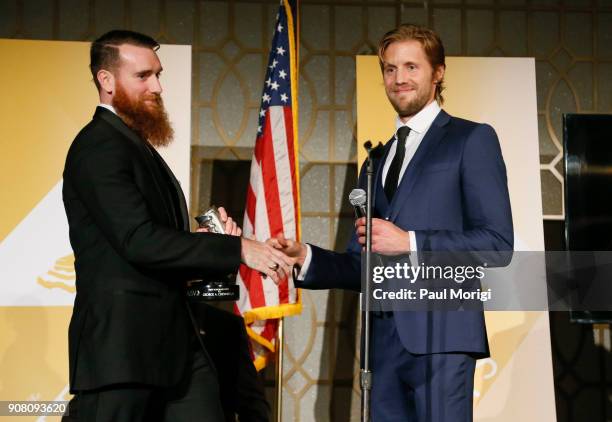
(261, 318), (278, 342)
(248, 269), (265, 308)
(254, 133), (264, 167)
(245, 184), (256, 228)
(278, 279), (289, 304)
(260, 113), (284, 238)
(239, 265), (266, 309)
(238, 265), (250, 292)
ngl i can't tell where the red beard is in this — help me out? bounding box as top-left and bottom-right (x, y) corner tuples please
(113, 83), (174, 148)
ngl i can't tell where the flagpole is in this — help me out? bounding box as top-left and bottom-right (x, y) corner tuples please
(275, 317), (285, 422)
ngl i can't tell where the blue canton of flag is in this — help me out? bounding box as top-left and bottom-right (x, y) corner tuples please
(257, 6), (292, 134)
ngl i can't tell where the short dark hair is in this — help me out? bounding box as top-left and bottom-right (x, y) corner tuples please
(90, 30), (160, 90)
(378, 24), (446, 104)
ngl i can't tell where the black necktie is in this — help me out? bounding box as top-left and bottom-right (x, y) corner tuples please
(384, 126), (411, 201)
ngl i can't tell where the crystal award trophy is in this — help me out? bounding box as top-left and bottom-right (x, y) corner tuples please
(186, 206), (240, 301)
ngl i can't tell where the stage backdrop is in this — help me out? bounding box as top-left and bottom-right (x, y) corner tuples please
(0, 39), (191, 420)
(356, 56), (557, 421)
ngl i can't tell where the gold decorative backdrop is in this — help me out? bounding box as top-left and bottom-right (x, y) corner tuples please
(2, 0), (612, 420)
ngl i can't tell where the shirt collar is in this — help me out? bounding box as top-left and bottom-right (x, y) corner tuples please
(395, 100), (441, 135)
(98, 103), (117, 115)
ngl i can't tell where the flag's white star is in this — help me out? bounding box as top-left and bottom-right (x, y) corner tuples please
(269, 59), (278, 69)
(278, 69), (287, 79)
(265, 78), (272, 87)
(257, 125), (262, 132)
(277, 24), (284, 32)
(276, 46), (286, 56)
(262, 93), (271, 103)
(259, 109), (266, 117)
(270, 81), (280, 91)
(280, 93), (288, 103)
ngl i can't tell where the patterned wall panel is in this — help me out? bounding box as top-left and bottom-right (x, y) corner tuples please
(3, 1), (612, 420)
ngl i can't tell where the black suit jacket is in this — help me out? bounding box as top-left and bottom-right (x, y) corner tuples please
(62, 107), (241, 392)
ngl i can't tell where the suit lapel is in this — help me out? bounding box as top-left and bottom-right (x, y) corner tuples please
(148, 147), (191, 231)
(373, 138), (394, 216)
(389, 110), (451, 221)
(95, 107), (181, 228)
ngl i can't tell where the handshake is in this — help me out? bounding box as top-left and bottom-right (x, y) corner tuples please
(196, 207), (306, 284)
(199, 207), (412, 283)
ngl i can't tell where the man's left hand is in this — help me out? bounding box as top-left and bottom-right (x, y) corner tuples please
(196, 206), (242, 236)
(356, 217), (410, 255)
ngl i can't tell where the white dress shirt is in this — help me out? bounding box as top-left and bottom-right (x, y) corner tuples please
(382, 100), (441, 189)
(98, 103), (117, 115)
(297, 100), (442, 280)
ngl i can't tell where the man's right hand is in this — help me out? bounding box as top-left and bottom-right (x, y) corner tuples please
(240, 237), (295, 284)
(267, 235), (307, 268)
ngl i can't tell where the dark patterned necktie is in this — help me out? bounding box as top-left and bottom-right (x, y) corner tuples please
(384, 126), (411, 202)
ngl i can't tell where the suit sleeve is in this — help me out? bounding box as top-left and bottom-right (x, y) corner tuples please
(65, 136), (241, 276)
(414, 124), (514, 252)
(295, 161), (370, 292)
(295, 243), (361, 292)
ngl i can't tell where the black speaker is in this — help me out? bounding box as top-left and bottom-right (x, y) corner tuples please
(563, 113), (612, 323)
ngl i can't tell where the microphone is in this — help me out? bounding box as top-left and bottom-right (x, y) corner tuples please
(349, 188), (367, 219)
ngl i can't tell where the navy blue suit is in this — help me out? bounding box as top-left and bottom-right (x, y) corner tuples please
(296, 110), (513, 421)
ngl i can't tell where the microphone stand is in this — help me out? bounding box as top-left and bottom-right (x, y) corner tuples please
(360, 141), (374, 422)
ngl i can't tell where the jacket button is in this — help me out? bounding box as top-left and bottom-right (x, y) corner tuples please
(199, 329), (206, 336)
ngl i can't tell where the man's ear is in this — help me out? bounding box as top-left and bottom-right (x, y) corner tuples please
(433, 65), (445, 85)
(97, 69), (115, 94)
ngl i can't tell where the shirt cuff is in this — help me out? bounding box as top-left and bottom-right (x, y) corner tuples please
(408, 231), (418, 267)
(409, 231), (417, 252)
(296, 244), (313, 281)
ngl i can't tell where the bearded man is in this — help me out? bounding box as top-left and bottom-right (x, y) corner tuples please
(62, 30), (291, 422)
(271, 24), (513, 421)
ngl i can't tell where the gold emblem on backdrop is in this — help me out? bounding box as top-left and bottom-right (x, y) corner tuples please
(37, 254), (76, 294)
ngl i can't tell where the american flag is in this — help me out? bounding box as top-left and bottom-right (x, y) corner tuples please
(235, 0), (301, 371)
